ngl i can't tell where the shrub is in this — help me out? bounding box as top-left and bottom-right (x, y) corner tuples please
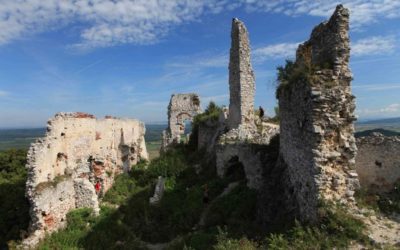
(213, 228), (259, 250)
(189, 102), (222, 149)
(355, 181), (400, 215)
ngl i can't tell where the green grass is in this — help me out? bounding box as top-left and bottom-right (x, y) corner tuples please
(37, 145), (229, 248)
(355, 181), (400, 215)
(146, 141), (161, 160)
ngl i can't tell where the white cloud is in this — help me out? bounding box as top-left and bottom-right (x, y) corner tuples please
(381, 103), (400, 113)
(252, 35), (397, 64)
(167, 53), (228, 69)
(1, 1), (399, 50)
(357, 103), (400, 116)
(253, 42), (299, 62)
(239, 0), (400, 29)
(352, 36), (396, 56)
(0, 0), (228, 50)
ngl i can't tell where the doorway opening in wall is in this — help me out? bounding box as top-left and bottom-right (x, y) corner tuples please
(226, 156), (246, 182)
(176, 112), (193, 144)
(179, 119), (192, 143)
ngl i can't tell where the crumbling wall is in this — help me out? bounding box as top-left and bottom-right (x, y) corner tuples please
(228, 18), (255, 130)
(277, 5), (359, 222)
(23, 112), (148, 246)
(356, 133), (400, 193)
(161, 94), (201, 151)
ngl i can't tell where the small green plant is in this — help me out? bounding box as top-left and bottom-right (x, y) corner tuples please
(214, 227), (259, 250)
(355, 181), (400, 215)
(35, 174), (71, 193)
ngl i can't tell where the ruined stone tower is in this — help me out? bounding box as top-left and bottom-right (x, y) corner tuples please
(228, 18), (255, 130)
(277, 5), (359, 222)
(161, 93), (201, 151)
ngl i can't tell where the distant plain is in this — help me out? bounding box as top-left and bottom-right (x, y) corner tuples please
(0, 118), (399, 154)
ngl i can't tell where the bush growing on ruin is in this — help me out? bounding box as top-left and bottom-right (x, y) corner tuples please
(193, 101), (222, 126)
(275, 59), (312, 98)
(190, 101), (222, 149)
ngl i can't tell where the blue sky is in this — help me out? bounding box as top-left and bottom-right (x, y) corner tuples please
(0, 0), (399, 128)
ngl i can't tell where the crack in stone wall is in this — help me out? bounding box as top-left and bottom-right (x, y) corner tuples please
(23, 112), (148, 246)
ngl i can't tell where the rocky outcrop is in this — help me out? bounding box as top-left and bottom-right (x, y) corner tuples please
(356, 133), (400, 193)
(161, 94), (202, 151)
(23, 112), (148, 246)
(276, 5), (359, 222)
(228, 18), (255, 130)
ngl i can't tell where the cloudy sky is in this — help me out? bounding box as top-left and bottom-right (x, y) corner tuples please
(0, 0), (399, 128)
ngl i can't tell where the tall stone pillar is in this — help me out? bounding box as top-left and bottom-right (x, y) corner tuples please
(228, 18), (255, 130)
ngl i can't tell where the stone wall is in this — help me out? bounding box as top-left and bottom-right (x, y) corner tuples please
(198, 107), (228, 153)
(228, 18), (255, 130)
(277, 5), (359, 222)
(161, 94), (201, 151)
(356, 133), (400, 193)
(23, 112), (148, 246)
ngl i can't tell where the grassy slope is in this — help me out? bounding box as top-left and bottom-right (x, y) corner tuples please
(35, 144), (373, 250)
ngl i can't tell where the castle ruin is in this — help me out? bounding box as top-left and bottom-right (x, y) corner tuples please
(23, 112), (148, 246)
(276, 5), (359, 222)
(161, 93), (201, 151)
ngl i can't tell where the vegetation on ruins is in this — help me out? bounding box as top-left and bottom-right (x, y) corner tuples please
(34, 174), (72, 193)
(189, 101), (223, 148)
(193, 101), (222, 126)
(29, 142), (378, 250)
(1, 138), (398, 249)
(355, 181), (400, 215)
(275, 51), (337, 99)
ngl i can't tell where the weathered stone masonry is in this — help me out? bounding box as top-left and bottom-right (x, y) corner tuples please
(212, 18), (279, 190)
(277, 5), (359, 222)
(161, 93), (201, 151)
(356, 133), (400, 193)
(23, 112), (148, 246)
(228, 18), (255, 130)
